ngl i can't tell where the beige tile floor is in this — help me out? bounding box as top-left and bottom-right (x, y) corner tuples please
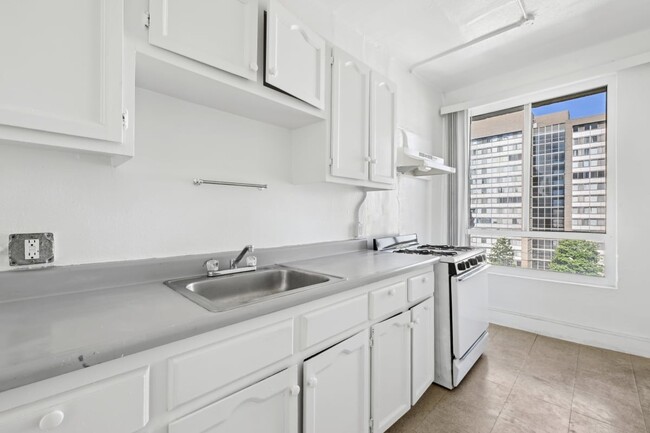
(387, 324), (650, 433)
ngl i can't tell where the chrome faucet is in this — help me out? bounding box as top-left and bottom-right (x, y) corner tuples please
(231, 245), (254, 269)
(203, 245), (257, 278)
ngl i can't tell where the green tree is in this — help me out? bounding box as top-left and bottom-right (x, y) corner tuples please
(488, 238), (515, 267)
(549, 239), (603, 276)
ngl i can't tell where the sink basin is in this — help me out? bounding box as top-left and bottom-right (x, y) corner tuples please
(165, 265), (342, 312)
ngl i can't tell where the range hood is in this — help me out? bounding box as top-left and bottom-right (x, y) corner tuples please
(396, 128), (456, 177)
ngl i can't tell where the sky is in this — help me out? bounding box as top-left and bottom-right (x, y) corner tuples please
(532, 92), (606, 120)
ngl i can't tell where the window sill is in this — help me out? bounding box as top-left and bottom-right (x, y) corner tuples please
(487, 265), (617, 290)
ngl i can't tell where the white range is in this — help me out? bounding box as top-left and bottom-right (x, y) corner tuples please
(374, 234), (490, 389)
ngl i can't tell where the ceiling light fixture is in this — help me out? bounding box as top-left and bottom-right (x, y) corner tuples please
(410, 0), (534, 73)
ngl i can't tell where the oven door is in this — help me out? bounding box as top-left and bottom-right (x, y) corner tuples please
(451, 264), (490, 359)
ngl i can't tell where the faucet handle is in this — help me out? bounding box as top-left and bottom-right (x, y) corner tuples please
(246, 256), (257, 267)
(204, 259), (219, 273)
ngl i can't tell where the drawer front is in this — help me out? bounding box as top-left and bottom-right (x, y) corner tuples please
(0, 367), (149, 433)
(369, 281), (407, 320)
(407, 271), (435, 302)
(169, 367), (299, 433)
(168, 319), (294, 409)
(300, 295), (368, 349)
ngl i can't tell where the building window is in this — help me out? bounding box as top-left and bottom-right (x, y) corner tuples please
(468, 88), (608, 277)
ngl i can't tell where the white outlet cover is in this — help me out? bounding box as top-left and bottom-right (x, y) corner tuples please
(25, 239), (40, 260)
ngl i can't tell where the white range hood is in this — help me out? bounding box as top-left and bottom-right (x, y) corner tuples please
(396, 128), (456, 177)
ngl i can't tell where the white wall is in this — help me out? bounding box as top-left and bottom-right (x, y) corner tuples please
(0, 3), (446, 272)
(447, 61), (650, 357)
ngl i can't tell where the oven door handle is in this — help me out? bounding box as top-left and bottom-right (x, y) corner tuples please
(456, 264), (490, 282)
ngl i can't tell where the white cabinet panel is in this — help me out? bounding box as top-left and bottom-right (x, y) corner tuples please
(371, 312), (411, 433)
(407, 271), (435, 302)
(148, 0), (259, 81)
(369, 72), (396, 185)
(0, 368), (149, 433)
(330, 48), (370, 181)
(368, 281), (407, 320)
(266, 0), (326, 109)
(300, 294), (368, 350)
(169, 367), (299, 433)
(303, 330), (370, 433)
(0, 0), (124, 142)
(411, 297), (434, 405)
(168, 319), (293, 409)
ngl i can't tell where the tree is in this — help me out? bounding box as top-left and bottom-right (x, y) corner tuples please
(549, 239), (603, 276)
(488, 238), (515, 267)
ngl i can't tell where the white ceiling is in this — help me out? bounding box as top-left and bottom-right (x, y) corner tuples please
(311, 0), (650, 91)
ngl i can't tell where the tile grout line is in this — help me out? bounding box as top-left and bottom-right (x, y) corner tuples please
(631, 362), (650, 433)
(488, 332), (539, 433)
(566, 344), (582, 433)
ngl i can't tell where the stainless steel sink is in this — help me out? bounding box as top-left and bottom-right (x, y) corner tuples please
(165, 265), (342, 312)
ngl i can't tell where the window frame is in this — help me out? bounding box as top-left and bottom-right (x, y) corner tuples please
(465, 76), (618, 288)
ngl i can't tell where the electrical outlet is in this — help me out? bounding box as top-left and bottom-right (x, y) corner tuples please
(25, 239), (40, 260)
(8, 233), (54, 266)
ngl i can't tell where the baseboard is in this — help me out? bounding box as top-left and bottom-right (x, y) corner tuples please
(489, 307), (650, 358)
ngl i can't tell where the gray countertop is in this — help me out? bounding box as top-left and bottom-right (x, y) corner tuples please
(0, 247), (437, 392)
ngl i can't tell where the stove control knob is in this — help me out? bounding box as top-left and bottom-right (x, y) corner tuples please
(469, 258), (478, 266)
(477, 255), (484, 262)
(457, 262), (466, 271)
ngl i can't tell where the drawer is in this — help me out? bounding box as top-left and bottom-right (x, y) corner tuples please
(168, 319), (294, 409)
(369, 281), (408, 319)
(407, 271), (435, 302)
(169, 367), (299, 433)
(0, 367), (149, 433)
(300, 295), (368, 349)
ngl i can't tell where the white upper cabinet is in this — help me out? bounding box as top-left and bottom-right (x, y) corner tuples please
(169, 367), (299, 433)
(369, 72), (397, 185)
(148, 0), (259, 81)
(266, 0), (326, 109)
(303, 330), (370, 433)
(0, 0), (124, 143)
(371, 312), (412, 433)
(411, 297), (435, 405)
(330, 48), (371, 181)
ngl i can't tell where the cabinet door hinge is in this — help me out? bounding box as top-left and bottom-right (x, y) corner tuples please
(328, 157), (334, 167)
(330, 56), (335, 65)
(122, 110), (129, 129)
(143, 12), (151, 28)
(369, 417), (374, 433)
(369, 328), (374, 348)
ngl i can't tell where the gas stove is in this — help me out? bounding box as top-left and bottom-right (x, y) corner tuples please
(374, 234), (487, 275)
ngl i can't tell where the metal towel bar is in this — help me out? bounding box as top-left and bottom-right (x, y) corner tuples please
(193, 178), (268, 190)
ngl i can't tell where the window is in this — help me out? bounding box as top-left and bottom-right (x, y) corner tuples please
(468, 88), (609, 278)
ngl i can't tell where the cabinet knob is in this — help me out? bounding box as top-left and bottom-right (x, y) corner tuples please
(250, 62), (259, 72)
(39, 410), (64, 430)
(370, 158), (377, 164)
(407, 322), (415, 329)
(289, 385), (301, 396)
(421, 276), (428, 283)
(388, 288), (396, 296)
(307, 377), (318, 388)
(364, 156), (372, 162)
(268, 66), (277, 77)
(414, 317), (421, 325)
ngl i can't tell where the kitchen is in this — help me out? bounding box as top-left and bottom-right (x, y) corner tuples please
(1, 0), (649, 432)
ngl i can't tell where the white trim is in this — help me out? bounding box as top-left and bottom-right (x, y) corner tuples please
(440, 51), (650, 115)
(488, 268), (615, 290)
(466, 76), (618, 287)
(489, 307), (650, 357)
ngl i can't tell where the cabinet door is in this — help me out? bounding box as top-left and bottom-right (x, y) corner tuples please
(148, 0), (259, 81)
(411, 297), (435, 405)
(371, 312), (411, 433)
(369, 72), (397, 185)
(169, 367), (299, 433)
(266, 0), (326, 109)
(303, 330), (370, 433)
(0, 0), (123, 142)
(330, 48), (370, 181)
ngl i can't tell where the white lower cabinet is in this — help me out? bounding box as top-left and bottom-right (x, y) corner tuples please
(168, 366), (299, 433)
(411, 297), (435, 405)
(371, 312), (412, 433)
(303, 330), (370, 433)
